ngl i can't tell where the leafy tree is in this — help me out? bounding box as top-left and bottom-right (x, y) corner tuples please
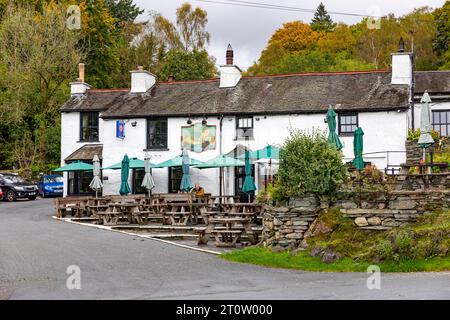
(311, 2), (336, 33)
(0, 4), (82, 169)
(433, 1), (450, 69)
(157, 50), (216, 81)
(277, 129), (346, 197)
(154, 2), (210, 52)
(105, 0), (143, 26)
(247, 21), (319, 75)
(400, 7), (438, 70)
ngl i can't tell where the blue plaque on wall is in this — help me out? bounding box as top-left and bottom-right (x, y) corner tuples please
(116, 120), (125, 139)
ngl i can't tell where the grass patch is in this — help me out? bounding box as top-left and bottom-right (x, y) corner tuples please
(221, 247), (450, 272)
(221, 210), (450, 272)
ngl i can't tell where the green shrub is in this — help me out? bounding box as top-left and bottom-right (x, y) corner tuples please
(277, 129), (347, 197)
(407, 128), (439, 142)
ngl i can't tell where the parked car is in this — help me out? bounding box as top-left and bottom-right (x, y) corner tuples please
(0, 173), (39, 202)
(38, 174), (64, 198)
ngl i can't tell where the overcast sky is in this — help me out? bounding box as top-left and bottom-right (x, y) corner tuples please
(134, 0), (445, 69)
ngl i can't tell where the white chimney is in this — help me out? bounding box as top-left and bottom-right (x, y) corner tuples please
(391, 38), (413, 85)
(220, 44), (242, 88)
(130, 66), (156, 93)
(70, 63), (91, 95)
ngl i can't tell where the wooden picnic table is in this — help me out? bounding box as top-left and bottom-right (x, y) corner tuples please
(105, 202), (141, 225)
(197, 216), (258, 247)
(157, 202), (210, 226)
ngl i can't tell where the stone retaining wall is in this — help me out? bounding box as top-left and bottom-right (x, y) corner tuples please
(262, 190), (450, 247)
(262, 194), (319, 248)
(340, 190), (450, 230)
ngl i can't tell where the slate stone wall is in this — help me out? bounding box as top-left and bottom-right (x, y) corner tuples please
(262, 190), (450, 247)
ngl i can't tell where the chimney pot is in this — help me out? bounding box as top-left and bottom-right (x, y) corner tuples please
(78, 63), (85, 83)
(398, 37), (405, 53)
(137, 66), (144, 71)
(226, 44), (234, 65)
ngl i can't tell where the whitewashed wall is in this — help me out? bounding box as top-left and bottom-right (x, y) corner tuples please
(97, 110), (409, 196)
(60, 111), (105, 196)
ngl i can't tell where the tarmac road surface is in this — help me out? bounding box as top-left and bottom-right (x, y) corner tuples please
(0, 198), (449, 300)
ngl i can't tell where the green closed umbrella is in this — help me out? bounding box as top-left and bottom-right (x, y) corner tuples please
(119, 154), (131, 196)
(180, 149), (194, 192)
(242, 150), (256, 197)
(53, 161), (93, 172)
(352, 127), (365, 170)
(326, 105), (343, 150)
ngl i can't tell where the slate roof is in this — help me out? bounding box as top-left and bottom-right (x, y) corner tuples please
(61, 70), (411, 118)
(415, 71), (450, 94)
(65, 144), (103, 162)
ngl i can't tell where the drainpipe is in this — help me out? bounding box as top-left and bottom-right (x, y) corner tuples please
(219, 115), (224, 196)
(410, 53), (416, 130)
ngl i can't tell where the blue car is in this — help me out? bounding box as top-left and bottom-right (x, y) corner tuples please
(38, 174), (64, 198)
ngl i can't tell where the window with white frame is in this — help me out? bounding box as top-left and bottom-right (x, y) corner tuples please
(236, 116), (253, 140)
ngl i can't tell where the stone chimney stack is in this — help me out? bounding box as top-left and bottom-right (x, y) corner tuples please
(70, 63), (91, 95)
(130, 66), (156, 93)
(391, 38), (413, 85)
(220, 44), (242, 88)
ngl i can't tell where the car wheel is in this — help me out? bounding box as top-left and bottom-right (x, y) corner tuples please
(6, 190), (16, 202)
(28, 195), (37, 201)
(40, 191), (45, 198)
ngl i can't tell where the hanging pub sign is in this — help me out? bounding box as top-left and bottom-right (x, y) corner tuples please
(116, 120), (125, 139)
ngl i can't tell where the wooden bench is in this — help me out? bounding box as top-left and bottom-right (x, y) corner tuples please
(54, 197), (91, 218)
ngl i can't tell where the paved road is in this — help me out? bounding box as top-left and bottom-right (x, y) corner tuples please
(0, 199), (448, 300)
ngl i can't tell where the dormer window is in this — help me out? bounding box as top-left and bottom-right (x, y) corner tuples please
(80, 112), (99, 142)
(236, 116), (253, 140)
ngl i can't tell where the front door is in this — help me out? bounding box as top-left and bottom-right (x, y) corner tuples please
(235, 165), (255, 202)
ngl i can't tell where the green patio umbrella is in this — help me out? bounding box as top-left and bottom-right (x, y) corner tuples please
(195, 154), (245, 196)
(119, 154), (131, 196)
(103, 157), (147, 170)
(238, 145), (280, 160)
(418, 92), (435, 161)
(141, 152), (155, 197)
(326, 105), (343, 150)
(153, 155), (203, 168)
(352, 127), (365, 170)
(242, 150), (256, 199)
(194, 155), (245, 169)
(89, 155), (103, 198)
(180, 149), (194, 192)
(53, 161), (93, 172)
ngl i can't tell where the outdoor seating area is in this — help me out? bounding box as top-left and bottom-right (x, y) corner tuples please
(54, 194), (264, 248)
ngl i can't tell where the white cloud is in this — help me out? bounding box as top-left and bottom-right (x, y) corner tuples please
(133, 0), (445, 68)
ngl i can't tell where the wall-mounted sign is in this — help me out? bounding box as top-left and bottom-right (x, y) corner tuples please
(181, 123), (216, 153)
(116, 120), (125, 139)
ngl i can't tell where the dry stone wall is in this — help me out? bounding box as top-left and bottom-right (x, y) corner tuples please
(262, 190), (450, 247)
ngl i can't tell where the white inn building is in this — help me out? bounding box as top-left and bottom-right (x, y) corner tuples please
(60, 45), (450, 197)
